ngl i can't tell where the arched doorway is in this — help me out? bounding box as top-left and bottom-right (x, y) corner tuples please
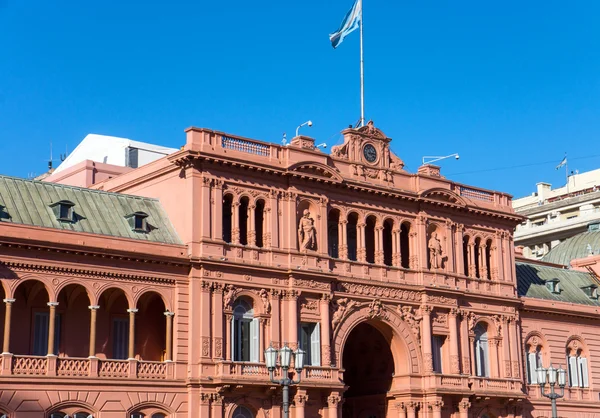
(342, 322), (394, 418)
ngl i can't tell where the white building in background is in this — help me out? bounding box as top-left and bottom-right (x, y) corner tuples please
(54, 133), (178, 173)
(513, 168), (600, 260)
(43, 134), (178, 188)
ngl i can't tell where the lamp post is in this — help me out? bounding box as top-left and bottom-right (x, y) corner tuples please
(537, 364), (567, 418)
(265, 345), (306, 418)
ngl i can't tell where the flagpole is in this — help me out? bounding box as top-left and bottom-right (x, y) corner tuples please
(565, 156), (569, 194)
(359, 0), (365, 127)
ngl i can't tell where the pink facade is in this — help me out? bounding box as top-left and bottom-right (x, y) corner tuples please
(1, 122), (599, 417)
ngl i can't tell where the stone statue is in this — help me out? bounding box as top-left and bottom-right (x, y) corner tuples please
(428, 232), (444, 270)
(331, 298), (356, 330)
(399, 305), (422, 344)
(223, 285), (236, 309)
(298, 209), (316, 251)
(259, 289), (271, 314)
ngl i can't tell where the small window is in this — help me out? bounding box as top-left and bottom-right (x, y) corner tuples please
(299, 322), (321, 366)
(50, 200), (75, 222)
(125, 212), (149, 233)
(125, 147), (139, 168)
(546, 279), (560, 294)
(581, 285), (598, 299)
(432, 335), (445, 373)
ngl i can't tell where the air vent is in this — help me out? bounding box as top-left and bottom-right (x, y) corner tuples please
(49, 200), (75, 222)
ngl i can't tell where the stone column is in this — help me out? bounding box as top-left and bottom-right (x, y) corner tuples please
(259, 318), (266, 362)
(449, 308), (460, 374)
(268, 190), (279, 248)
(375, 225), (384, 264)
(200, 281), (212, 359)
(480, 244), (488, 279)
(406, 402), (417, 418)
(127, 308), (138, 359)
(339, 219), (348, 259)
(357, 222), (366, 262)
(469, 335), (476, 375)
(232, 201), (240, 244)
(491, 338), (500, 378)
(445, 221), (455, 273)
(327, 393), (342, 418)
(164, 311), (175, 361)
(88, 305), (99, 357)
(47, 302), (59, 356)
(2, 298), (15, 353)
(249, 204), (257, 246)
(494, 231), (505, 281)
(392, 227), (400, 267)
(459, 311), (471, 374)
(509, 314), (521, 378)
(318, 199), (328, 256)
(200, 177), (212, 239)
(270, 291), (281, 349)
(501, 316), (512, 378)
(294, 391), (308, 418)
(395, 402), (406, 418)
(211, 394), (224, 418)
(320, 294), (331, 366)
(429, 400), (443, 418)
(224, 313), (232, 361)
(409, 231), (418, 269)
(468, 243), (476, 278)
(421, 305), (433, 372)
(288, 291), (299, 346)
(416, 213), (428, 270)
(455, 224), (465, 276)
(458, 398), (471, 418)
(212, 284), (224, 360)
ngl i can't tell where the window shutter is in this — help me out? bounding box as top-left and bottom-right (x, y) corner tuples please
(311, 323), (321, 366)
(250, 318), (259, 363)
(580, 357), (589, 388)
(569, 356), (579, 387)
(230, 316), (236, 361)
(33, 312), (49, 356)
(527, 353), (538, 384)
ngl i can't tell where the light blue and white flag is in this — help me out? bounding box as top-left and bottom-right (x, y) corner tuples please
(329, 0), (362, 49)
(556, 156), (567, 170)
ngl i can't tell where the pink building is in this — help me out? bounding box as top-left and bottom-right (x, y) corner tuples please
(0, 122), (599, 417)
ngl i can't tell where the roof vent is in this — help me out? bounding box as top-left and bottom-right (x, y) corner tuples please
(545, 278), (561, 294)
(125, 211), (149, 232)
(581, 284), (598, 300)
(0, 205), (9, 221)
(49, 200), (75, 222)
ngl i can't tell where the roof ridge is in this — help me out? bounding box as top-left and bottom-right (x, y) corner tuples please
(0, 174), (160, 202)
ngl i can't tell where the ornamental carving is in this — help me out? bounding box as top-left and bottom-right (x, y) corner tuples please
(427, 295), (457, 305)
(223, 285), (237, 309)
(432, 313), (448, 327)
(492, 315), (502, 335)
(367, 299), (385, 319)
(201, 337), (210, 357)
(259, 289), (271, 314)
(298, 209), (317, 251)
(294, 278), (331, 290)
(300, 299), (319, 313)
(336, 282), (419, 301)
(331, 298), (357, 331)
(397, 305), (422, 345)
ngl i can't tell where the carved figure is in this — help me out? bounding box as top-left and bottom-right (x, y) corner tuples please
(428, 232), (445, 270)
(399, 305), (422, 343)
(298, 209), (317, 251)
(223, 285), (236, 309)
(259, 289), (271, 314)
(368, 299), (384, 319)
(331, 298), (356, 330)
(330, 141), (349, 159)
(389, 153), (405, 171)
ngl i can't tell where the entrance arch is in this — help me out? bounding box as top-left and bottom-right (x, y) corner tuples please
(333, 302), (422, 418)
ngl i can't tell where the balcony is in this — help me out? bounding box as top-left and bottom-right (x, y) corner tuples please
(214, 361), (340, 386)
(427, 374), (525, 397)
(0, 354), (174, 380)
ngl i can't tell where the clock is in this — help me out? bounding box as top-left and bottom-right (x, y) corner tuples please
(363, 144), (377, 163)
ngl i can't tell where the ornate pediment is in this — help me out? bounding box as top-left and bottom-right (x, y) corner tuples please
(419, 188), (467, 207)
(330, 121), (405, 172)
(287, 162), (343, 183)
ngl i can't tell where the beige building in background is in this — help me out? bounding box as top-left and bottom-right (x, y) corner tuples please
(513, 168), (600, 259)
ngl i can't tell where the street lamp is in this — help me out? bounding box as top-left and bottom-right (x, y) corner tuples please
(537, 364), (567, 418)
(265, 344), (306, 418)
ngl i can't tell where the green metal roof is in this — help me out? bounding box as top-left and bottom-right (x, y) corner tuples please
(542, 231), (600, 266)
(516, 261), (600, 306)
(0, 175), (182, 245)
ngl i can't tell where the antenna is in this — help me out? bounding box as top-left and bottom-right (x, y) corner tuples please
(422, 153), (460, 165)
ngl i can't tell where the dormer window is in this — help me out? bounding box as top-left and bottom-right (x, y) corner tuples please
(581, 285), (598, 299)
(126, 211), (149, 232)
(546, 278), (561, 294)
(49, 200), (75, 222)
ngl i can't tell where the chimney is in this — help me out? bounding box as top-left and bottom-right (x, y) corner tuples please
(536, 182), (551, 202)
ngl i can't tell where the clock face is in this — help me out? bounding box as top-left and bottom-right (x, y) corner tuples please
(363, 144), (377, 163)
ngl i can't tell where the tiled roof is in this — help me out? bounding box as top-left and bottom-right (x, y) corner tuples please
(542, 231), (600, 265)
(0, 175), (182, 245)
(516, 261), (600, 306)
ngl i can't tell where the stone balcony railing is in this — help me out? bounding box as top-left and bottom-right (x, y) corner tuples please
(429, 374), (524, 395)
(0, 354), (174, 380)
(214, 361), (339, 385)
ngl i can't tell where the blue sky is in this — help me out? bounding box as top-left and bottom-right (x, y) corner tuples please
(2, 0), (600, 199)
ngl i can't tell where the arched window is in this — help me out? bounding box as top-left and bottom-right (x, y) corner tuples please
(347, 213), (358, 261)
(474, 238), (481, 279)
(462, 236), (470, 276)
(239, 197), (249, 245)
(254, 200), (265, 248)
(222, 194), (233, 243)
(50, 413), (93, 418)
(328, 209), (340, 258)
(231, 299), (259, 362)
(474, 323), (490, 377)
(382, 219), (393, 266)
(526, 344), (543, 384)
(365, 216), (376, 264)
(232, 406), (254, 418)
(400, 222), (410, 269)
(567, 340), (589, 388)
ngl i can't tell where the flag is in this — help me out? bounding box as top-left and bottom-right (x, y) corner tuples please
(329, 0), (362, 49)
(555, 156), (567, 170)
